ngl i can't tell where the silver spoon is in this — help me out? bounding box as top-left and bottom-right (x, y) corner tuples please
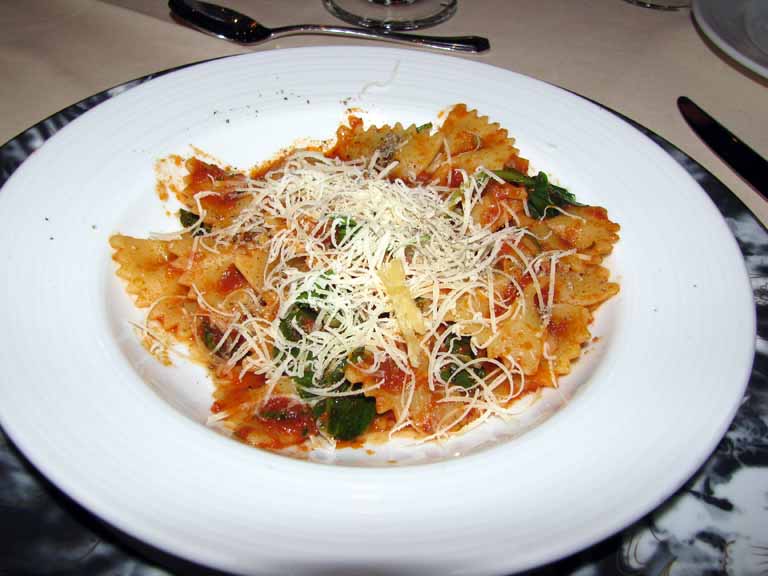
(168, 0), (490, 53)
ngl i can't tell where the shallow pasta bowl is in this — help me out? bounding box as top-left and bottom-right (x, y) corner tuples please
(0, 47), (755, 574)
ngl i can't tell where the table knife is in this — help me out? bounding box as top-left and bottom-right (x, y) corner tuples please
(678, 96), (768, 200)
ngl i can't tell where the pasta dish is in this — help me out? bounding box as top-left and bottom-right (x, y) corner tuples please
(110, 104), (620, 453)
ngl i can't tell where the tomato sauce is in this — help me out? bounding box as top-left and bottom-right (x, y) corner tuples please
(185, 157), (227, 187)
(328, 116), (365, 161)
(243, 397), (318, 449)
(375, 356), (409, 393)
(211, 372), (266, 414)
(217, 264), (247, 294)
(447, 169), (464, 188)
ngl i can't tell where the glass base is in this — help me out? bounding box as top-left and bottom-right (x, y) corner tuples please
(622, 0), (689, 11)
(323, 0), (457, 31)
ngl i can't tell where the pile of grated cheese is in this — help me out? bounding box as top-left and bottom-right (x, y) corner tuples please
(177, 150), (573, 439)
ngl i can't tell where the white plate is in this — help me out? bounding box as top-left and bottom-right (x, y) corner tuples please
(694, 0), (768, 79)
(0, 47), (755, 574)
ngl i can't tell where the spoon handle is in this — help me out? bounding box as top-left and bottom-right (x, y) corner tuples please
(269, 25), (489, 53)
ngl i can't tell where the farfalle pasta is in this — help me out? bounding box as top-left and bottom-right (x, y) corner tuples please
(111, 104), (620, 453)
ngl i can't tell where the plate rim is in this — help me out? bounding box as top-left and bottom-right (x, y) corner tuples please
(693, 0), (768, 79)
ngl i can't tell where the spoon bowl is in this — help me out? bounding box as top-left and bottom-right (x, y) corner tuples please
(168, 0), (490, 53)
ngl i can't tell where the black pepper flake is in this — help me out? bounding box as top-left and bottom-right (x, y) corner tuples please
(44, 217), (49, 221)
(225, 119), (230, 124)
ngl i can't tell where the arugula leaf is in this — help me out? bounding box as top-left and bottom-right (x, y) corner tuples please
(325, 395), (376, 441)
(444, 334), (473, 357)
(349, 347), (367, 364)
(277, 303), (318, 393)
(330, 216), (359, 245)
(297, 356), (375, 440)
(200, 319), (244, 359)
(311, 401), (328, 418)
(441, 363), (486, 389)
(278, 281), (344, 394)
(440, 334), (485, 388)
(416, 122), (433, 133)
(201, 321), (221, 351)
(492, 168), (534, 187)
(260, 409), (291, 421)
(527, 172), (553, 220)
(179, 208), (212, 235)
(295, 270), (334, 305)
(295, 357), (349, 399)
(293, 364), (317, 396)
(322, 359), (348, 388)
(492, 167), (581, 219)
(279, 303), (317, 342)
(445, 189), (463, 211)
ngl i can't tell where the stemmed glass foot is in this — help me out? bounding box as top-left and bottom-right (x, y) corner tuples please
(323, 0), (457, 31)
(622, 0), (690, 11)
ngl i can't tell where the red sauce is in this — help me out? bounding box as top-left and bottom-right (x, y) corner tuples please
(548, 317), (568, 338)
(201, 193), (241, 210)
(327, 116), (365, 161)
(185, 157), (227, 186)
(165, 265), (183, 280)
(486, 180), (526, 201)
(493, 281), (519, 316)
(183, 157), (243, 215)
(241, 371), (266, 388)
(375, 357), (408, 393)
(211, 372), (266, 414)
(240, 397), (318, 449)
(480, 198), (501, 227)
(217, 264), (247, 294)
(447, 169), (464, 188)
(579, 206), (608, 221)
(508, 155), (529, 174)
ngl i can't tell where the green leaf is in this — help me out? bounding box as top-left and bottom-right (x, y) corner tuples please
(440, 334), (485, 388)
(295, 270), (334, 304)
(492, 168), (534, 187)
(312, 401), (328, 418)
(279, 304), (317, 342)
(330, 216), (359, 245)
(415, 122), (433, 133)
(322, 359), (348, 388)
(443, 334), (473, 357)
(293, 365), (316, 396)
(260, 409), (290, 421)
(445, 189), (464, 211)
(295, 357), (350, 399)
(200, 317), (230, 352)
(440, 364), (486, 389)
(179, 208), (211, 236)
(492, 168), (582, 219)
(294, 356), (374, 440)
(550, 184), (581, 206)
(349, 347), (367, 364)
(527, 172), (552, 219)
(201, 322), (220, 350)
(325, 395), (376, 441)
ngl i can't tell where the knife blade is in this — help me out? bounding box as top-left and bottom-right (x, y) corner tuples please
(678, 96), (768, 200)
